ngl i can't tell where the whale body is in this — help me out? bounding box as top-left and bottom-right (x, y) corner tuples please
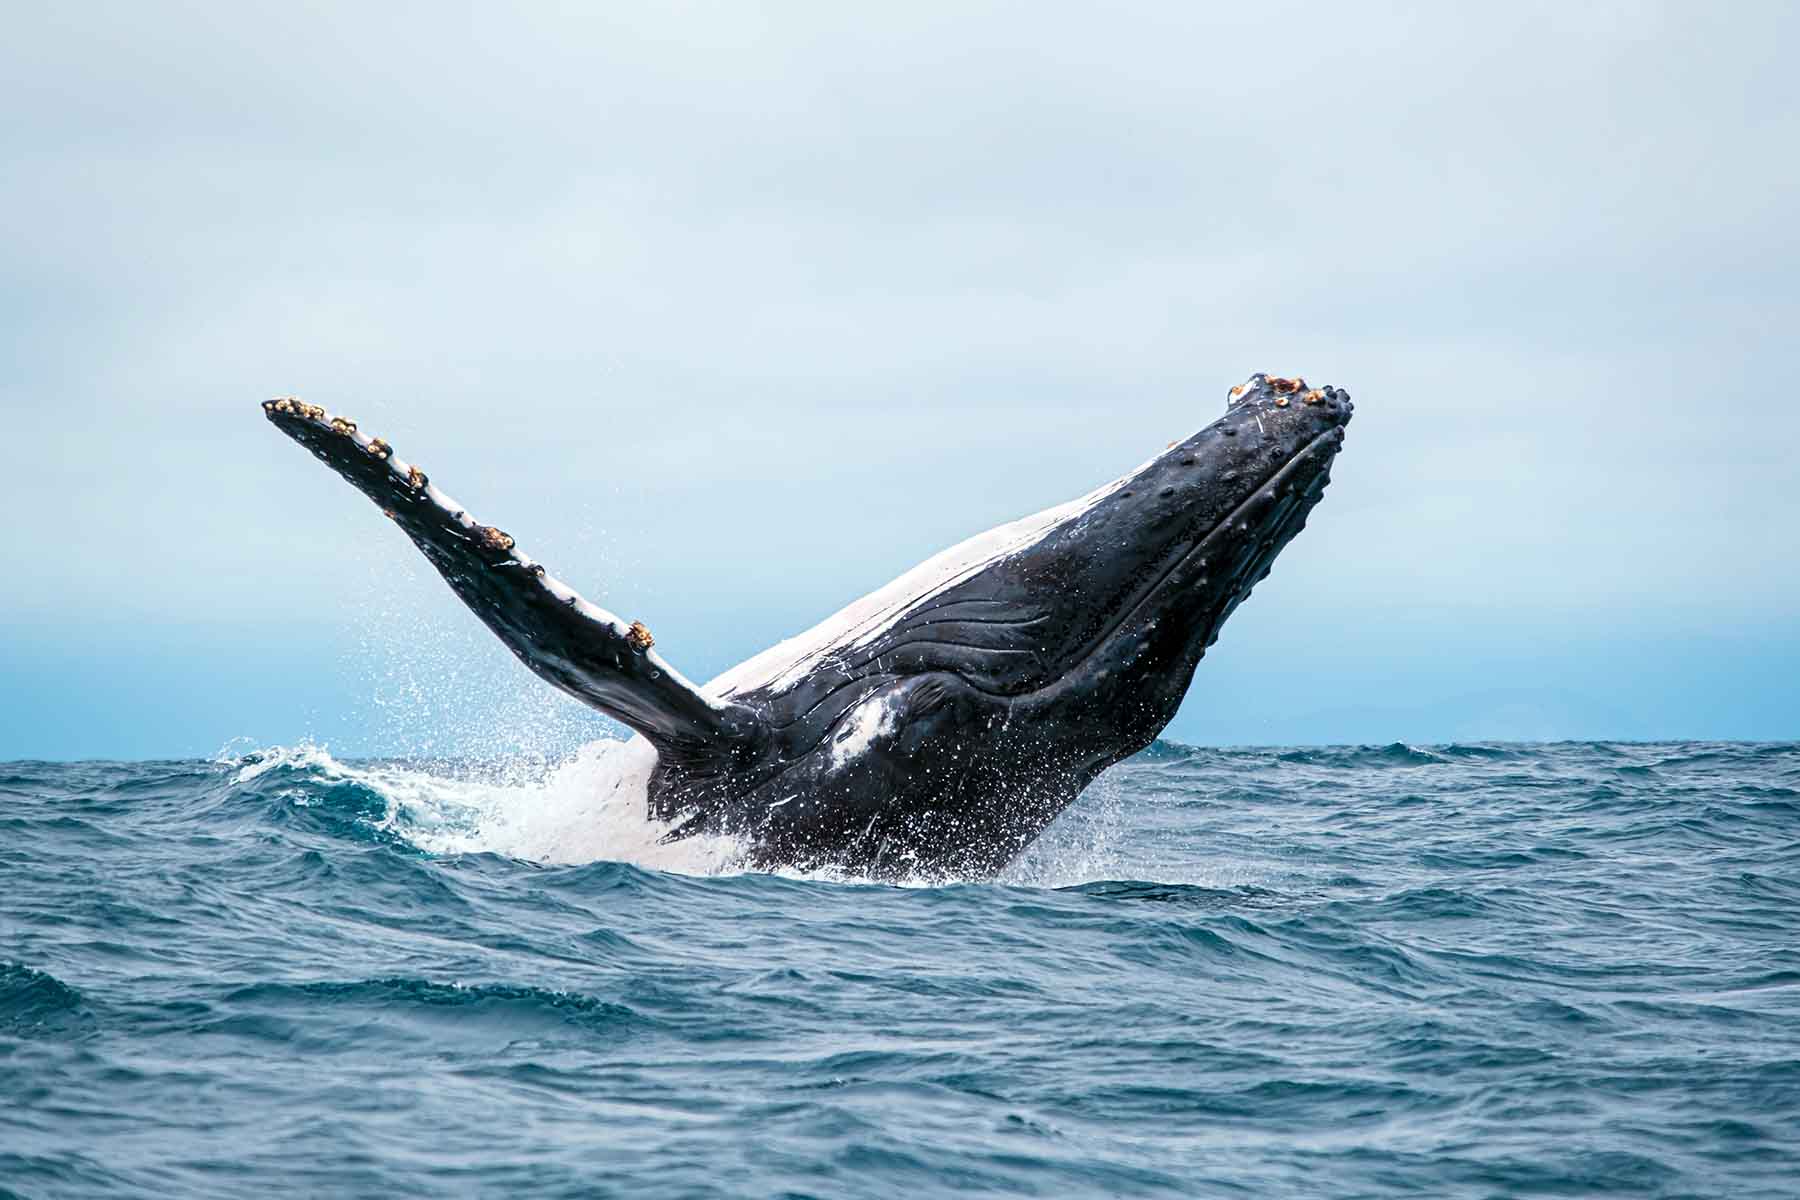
(264, 373), (1351, 878)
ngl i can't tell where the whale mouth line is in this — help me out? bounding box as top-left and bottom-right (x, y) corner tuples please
(768, 424), (1346, 726)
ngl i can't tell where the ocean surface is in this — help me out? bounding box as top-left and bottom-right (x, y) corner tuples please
(3, 740), (1798, 1198)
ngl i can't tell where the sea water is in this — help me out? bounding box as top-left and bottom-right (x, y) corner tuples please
(3, 740), (1797, 1197)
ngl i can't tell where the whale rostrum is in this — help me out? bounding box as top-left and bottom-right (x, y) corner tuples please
(263, 374), (1351, 878)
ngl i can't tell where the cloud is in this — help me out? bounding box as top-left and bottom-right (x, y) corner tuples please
(3, 2), (1795, 755)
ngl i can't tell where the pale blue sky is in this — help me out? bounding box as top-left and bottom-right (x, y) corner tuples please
(3, 2), (1796, 759)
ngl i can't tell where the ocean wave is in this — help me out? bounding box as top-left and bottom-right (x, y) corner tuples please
(221, 977), (652, 1034)
(0, 962), (93, 1038)
(1276, 742), (1448, 767)
(6, 742), (1800, 1196)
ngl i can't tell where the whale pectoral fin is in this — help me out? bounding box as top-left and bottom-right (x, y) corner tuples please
(261, 399), (767, 763)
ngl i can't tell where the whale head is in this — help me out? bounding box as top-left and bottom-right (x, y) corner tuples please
(703, 373), (1352, 873)
(1000, 373), (1353, 764)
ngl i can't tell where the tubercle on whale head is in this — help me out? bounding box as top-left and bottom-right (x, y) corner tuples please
(1175, 371), (1351, 497)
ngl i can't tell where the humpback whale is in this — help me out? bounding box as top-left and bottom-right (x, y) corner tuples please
(264, 374), (1351, 878)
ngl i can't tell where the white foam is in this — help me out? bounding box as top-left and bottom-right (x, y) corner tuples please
(234, 738), (744, 873)
(827, 691), (900, 767)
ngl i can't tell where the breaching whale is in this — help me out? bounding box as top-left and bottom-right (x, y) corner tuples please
(264, 374), (1351, 878)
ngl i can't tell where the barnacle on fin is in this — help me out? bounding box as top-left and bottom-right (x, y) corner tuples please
(330, 416), (357, 435)
(626, 621), (655, 651)
(476, 525), (514, 552)
(367, 437), (392, 459)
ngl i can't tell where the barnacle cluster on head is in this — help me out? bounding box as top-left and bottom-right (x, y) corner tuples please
(1228, 374), (1311, 407)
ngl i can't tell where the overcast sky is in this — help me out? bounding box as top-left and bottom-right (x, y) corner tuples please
(3, 2), (1796, 759)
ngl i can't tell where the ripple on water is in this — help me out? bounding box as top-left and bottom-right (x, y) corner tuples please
(1, 740), (1797, 1198)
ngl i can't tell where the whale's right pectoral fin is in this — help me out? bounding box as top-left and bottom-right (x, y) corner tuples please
(261, 399), (768, 766)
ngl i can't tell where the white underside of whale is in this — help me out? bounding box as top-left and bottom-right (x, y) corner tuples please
(705, 451), (1159, 700)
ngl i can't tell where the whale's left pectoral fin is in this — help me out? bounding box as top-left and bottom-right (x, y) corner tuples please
(261, 399), (767, 764)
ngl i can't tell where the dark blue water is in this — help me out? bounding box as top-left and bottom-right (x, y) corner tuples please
(4, 741), (1798, 1198)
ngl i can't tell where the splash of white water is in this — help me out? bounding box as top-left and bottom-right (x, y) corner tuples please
(228, 733), (1157, 887)
(232, 737), (747, 874)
